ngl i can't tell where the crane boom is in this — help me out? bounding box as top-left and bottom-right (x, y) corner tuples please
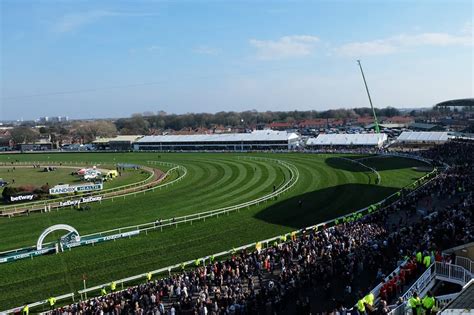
(357, 60), (380, 133)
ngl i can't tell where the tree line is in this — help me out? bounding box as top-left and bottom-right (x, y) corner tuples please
(5, 106), (440, 145)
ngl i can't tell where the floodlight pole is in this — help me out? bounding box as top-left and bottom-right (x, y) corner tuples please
(357, 60), (380, 133)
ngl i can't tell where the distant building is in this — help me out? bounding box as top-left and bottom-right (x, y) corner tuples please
(396, 131), (449, 144)
(298, 119), (328, 129)
(267, 122), (294, 131)
(381, 116), (414, 125)
(408, 122), (445, 131)
(17, 138), (53, 151)
(93, 135), (143, 151)
(306, 133), (388, 148)
(37, 116), (69, 123)
(134, 130), (300, 151)
(353, 116), (375, 127)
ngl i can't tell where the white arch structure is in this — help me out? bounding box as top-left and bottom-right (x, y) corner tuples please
(36, 224), (80, 250)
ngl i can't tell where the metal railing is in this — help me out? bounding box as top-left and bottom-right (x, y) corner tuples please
(0, 161), (183, 216)
(75, 156), (299, 238)
(0, 157), (293, 259)
(0, 161), (156, 212)
(334, 156), (382, 184)
(0, 164), (188, 257)
(0, 153), (439, 313)
(1, 293), (75, 315)
(455, 256), (474, 274)
(434, 292), (459, 306)
(388, 258), (474, 315)
(1, 156), (295, 258)
(435, 261), (473, 286)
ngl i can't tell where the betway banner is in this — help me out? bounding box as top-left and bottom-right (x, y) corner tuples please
(10, 194), (36, 203)
(50, 183), (103, 195)
(59, 196), (103, 207)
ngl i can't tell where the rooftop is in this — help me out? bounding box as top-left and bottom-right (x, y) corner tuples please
(137, 130), (299, 143)
(306, 133), (387, 146)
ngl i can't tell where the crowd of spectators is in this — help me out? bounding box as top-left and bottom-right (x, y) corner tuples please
(49, 141), (473, 315)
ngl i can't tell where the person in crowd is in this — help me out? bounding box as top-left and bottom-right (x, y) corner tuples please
(49, 141), (473, 314)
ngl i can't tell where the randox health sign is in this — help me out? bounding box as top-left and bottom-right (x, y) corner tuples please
(49, 183), (103, 195)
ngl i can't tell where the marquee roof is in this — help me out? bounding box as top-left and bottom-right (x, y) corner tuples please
(137, 130), (299, 143)
(397, 131), (449, 143)
(306, 133), (388, 146)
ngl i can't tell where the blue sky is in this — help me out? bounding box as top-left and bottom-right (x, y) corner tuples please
(1, 0), (472, 120)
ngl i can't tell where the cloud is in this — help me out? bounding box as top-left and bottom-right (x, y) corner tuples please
(147, 45), (162, 52)
(53, 10), (157, 33)
(193, 45), (220, 55)
(462, 21), (473, 35)
(249, 35), (320, 60)
(337, 31), (472, 56)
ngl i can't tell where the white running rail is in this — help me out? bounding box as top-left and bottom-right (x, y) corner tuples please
(388, 258), (474, 315)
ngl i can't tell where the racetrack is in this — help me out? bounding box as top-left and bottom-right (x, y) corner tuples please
(0, 152), (431, 309)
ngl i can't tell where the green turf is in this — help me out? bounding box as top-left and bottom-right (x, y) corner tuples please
(0, 166), (150, 202)
(0, 152), (431, 310)
(0, 167), (81, 190)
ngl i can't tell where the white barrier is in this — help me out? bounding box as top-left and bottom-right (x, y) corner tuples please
(0, 163), (188, 257)
(388, 259), (474, 314)
(0, 153), (439, 313)
(77, 156), (298, 239)
(0, 161), (158, 214)
(334, 156), (382, 184)
(1, 293), (74, 315)
(0, 157), (290, 259)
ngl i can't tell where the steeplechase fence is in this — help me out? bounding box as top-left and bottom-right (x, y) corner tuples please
(1, 154), (441, 313)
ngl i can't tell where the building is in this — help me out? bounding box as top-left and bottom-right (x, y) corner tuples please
(298, 119), (329, 129)
(434, 98), (474, 111)
(267, 122), (294, 131)
(381, 116), (414, 125)
(408, 122), (445, 131)
(18, 139), (53, 151)
(37, 116), (69, 123)
(396, 131), (449, 144)
(306, 133), (388, 148)
(93, 135), (143, 151)
(440, 280), (474, 314)
(134, 130), (300, 151)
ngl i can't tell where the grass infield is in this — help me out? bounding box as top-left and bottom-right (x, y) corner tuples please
(0, 166), (150, 201)
(0, 152), (431, 309)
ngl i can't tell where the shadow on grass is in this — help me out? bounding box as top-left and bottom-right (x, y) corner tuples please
(254, 183), (399, 229)
(325, 156), (429, 172)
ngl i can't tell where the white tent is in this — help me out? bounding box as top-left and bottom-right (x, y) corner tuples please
(134, 130), (300, 150)
(306, 133), (388, 147)
(397, 132), (448, 143)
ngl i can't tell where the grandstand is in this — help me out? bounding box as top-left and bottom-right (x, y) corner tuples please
(434, 98), (474, 111)
(35, 140), (472, 314)
(1, 138), (473, 314)
(133, 130), (300, 151)
(396, 131), (449, 144)
(93, 135), (143, 151)
(306, 133), (388, 148)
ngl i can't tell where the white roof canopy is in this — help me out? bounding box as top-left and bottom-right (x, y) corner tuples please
(137, 130), (299, 143)
(397, 132), (448, 143)
(306, 133), (388, 146)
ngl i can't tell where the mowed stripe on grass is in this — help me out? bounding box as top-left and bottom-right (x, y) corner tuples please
(0, 153), (430, 309)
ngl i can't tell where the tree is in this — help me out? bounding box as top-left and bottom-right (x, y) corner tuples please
(377, 107), (400, 117)
(72, 121), (117, 143)
(116, 114), (149, 134)
(9, 126), (39, 144)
